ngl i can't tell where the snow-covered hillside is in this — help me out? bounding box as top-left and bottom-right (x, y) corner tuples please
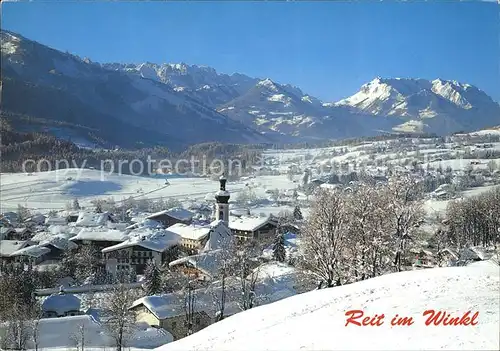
(158, 261), (499, 351)
(0, 169), (299, 213)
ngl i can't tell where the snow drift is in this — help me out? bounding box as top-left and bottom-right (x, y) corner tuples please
(157, 261), (499, 351)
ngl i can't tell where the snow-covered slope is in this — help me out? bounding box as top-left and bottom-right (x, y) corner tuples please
(158, 261), (499, 351)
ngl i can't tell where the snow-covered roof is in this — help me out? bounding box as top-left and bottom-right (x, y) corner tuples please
(10, 244), (51, 258)
(127, 219), (164, 231)
(75, 212), (112, 227)
(201, 220), (233, 252)
(70, 228), (128, 242)
(229, 215), (276, 232)
(39, 236), (78, 251)
(42, 292), (81, 315)
(166, 223), (211, 241)
(0, 240), (29, 256)
(101, 228), (180, 253)
(146, 207), (194, 222)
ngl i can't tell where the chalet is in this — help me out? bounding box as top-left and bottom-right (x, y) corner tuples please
(42, 289), (82, 318)
(9, 245), (52, 266)
(130, 295), (212, 341)
(10, 228), (33, 241)
(70, 228), (129, 253)
(102, 229), (180, 275)
(166, 223), (211, 253)
(145, 208), (194, 227)
(39, 236), (78, 260)
(229, 215), (278, 242)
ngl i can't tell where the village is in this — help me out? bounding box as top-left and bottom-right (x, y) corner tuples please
(0, 130), (499, 350)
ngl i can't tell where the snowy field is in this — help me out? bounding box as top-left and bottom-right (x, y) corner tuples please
(158, 260), (500, 351)
(0, 169), (298, 213)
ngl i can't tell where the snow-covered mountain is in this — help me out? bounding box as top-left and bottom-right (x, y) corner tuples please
(334, 77), (500, 134)
(2, 29), (499, 147)
(102, 62), (258, 108)
(0, 30), (270, 149)
(158, 261), (499, 351)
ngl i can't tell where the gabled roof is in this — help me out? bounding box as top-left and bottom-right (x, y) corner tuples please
(102, 228), (180, 254)
(10, 245), (51, 258)
(201, 220), (233, 252)
(39, 236), (78, 251)
(146, 207), (194, 222)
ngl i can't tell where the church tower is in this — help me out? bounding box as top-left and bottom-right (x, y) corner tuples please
(215, 174), (230, 225)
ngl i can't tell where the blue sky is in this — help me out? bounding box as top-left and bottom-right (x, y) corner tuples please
(2, 1), (499, 102)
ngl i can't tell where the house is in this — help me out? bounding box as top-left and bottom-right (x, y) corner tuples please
(10, 228), (33, 241)
(42, 289), (82, 318)
(145, 208), (194, 227)
(24, 214), (47, 226)
(229, 215), (278, 242)
(130, 274), (297, 341)
(9, 245), (52, 266)
(70, 228), (129, 253)
(102, 228), (180, 275)
(39, 236), (78, 260)
(0, 240), (31, 265)
(166, 223), (211, 253)
(130, 295), (212, 341)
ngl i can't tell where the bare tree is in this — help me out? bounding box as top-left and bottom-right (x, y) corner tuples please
(384, 177), (425, 272)
(183, 283), (196, 337)
(299, 188), (348, 288)
(100, 283), (139, 351)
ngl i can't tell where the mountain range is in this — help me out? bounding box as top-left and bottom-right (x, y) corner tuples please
(1, 30), (499, 150)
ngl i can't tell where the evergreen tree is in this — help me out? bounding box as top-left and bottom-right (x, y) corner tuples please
(273, 233), (286, 263)
(72, 198), (81, 210)
(144, 260), (162, 296)
(293, 205), (303, 221)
